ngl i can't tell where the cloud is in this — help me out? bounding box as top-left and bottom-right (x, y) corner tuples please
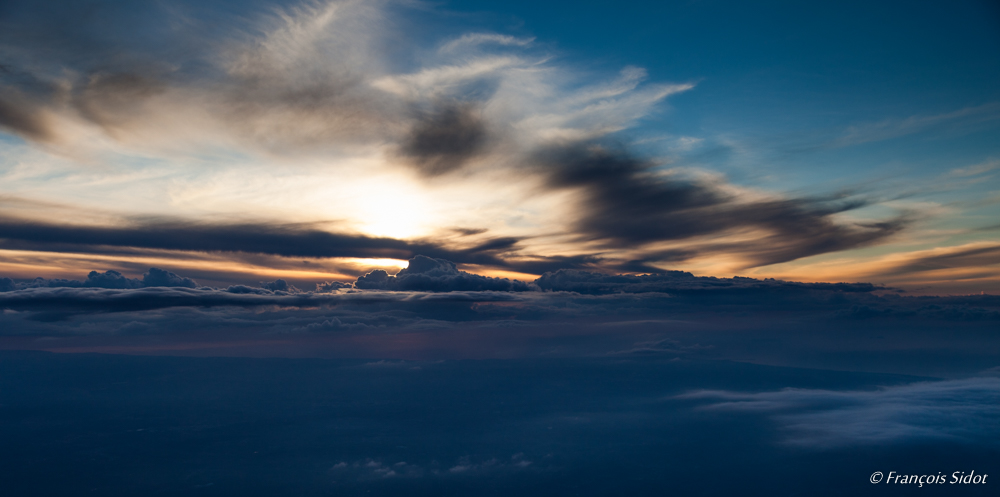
(84, 270), (142, 289)
(0, 216), (515, 267)
(260, 278), (298, 293)
(355, 255), (536, 292)
(223, 285), (274, 295)
(0, 0), (964, 284)
(1, 268), (197, 291)
(0, 213), (672, 280)
(947, 158), (1000, 178)
(879, 242), (1000, 276)
(0, 87), (52, 141)
(0, 0), (402, 152)
(533, 144), (909, 266)
(316, 280), (353, 292)
(0, 281), (525, 318)
(834, 102), (1000, 148)
(535, 269), (878, 295)
(1, 256), (996, 346)
(142, 268), (198, 288)
(679, 377), (1000, 447)
(0, 0), (684, 161)
(302, 317), (376, 332)
(439, 33), (535, 53)
(0, 258), (997, 379)
(398, 103), (489, 176)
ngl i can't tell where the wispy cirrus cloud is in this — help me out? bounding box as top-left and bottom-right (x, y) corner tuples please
(439, 33), (536, 53)
(834, 102), (1000, 148)
(0, 0), (929, 284)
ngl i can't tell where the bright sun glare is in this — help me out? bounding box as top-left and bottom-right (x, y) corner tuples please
(350, 179), (432, 239)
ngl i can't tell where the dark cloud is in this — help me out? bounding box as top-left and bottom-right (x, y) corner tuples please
(0, 215), (644, 276)
(142, 267), (198, 288)
(85, 270), (142, 289)
(0, 1), (207, 138)
(881, 243), (1000, 276)
(399, 103), (489, 176)
(315, 280), (353, 292)
(0, 216), (513, 267)
(0, 271), (524, 315)
(260, 278), (298, 293)
(534, 269), (878, 295)
(489, 254), (607, 276)
(223, 284), (274, 295)
(0, 285), (382, 315)
(1, 268), (196, 291)
(355, 255), (536, 292)
(301, 317), (376, 332)
(534, 144), (909, 267)
(0, 63), (60, 140)
(1, 258), (998, 379)
(0, 286), (296, 316)
(0, 89), (51, 141)
(0, 0), (399, 150)
(74, 71), (167, 130)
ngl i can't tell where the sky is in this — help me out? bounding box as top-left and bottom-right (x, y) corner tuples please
(0, 0), (997, 293)
(1, 1), (999, 495)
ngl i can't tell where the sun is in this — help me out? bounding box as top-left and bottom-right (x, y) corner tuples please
(350, 178), (433, 239)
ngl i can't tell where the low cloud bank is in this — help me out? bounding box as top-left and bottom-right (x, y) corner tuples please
(1, 268), (196, 291)
(534, 269), (877, 295)
(0, 256), (996, 354)
(679, 377), (1000, 447)
(354, 255), (536, 292)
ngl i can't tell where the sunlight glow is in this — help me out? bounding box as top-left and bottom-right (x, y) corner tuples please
(345, 178), (434, 239)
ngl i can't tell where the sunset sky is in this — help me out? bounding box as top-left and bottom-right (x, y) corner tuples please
(1, 0), (997, 294)
(1, 2), (999, 495)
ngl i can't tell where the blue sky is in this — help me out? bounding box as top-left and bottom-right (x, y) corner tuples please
(443, 0), (1000, 198)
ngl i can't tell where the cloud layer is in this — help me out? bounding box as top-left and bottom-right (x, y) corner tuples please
(354, 255), (536, 292)
(0, 0), (916, 278)
(681, 377), (1000, 447)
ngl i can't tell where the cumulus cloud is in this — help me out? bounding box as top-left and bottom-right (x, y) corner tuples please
(1, 268), (195, 291)
(84, 270), (143, 289)
(679, 377), (1000, 447)
(0, 264), (531, 317)
(315, 280), (353, 292)
(142, 268), (198, 288)
(0, 258), (997, 380)
(260, 278), (298, 293)
(302, 317), (376, 332)
(355, 255), (536, 292)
